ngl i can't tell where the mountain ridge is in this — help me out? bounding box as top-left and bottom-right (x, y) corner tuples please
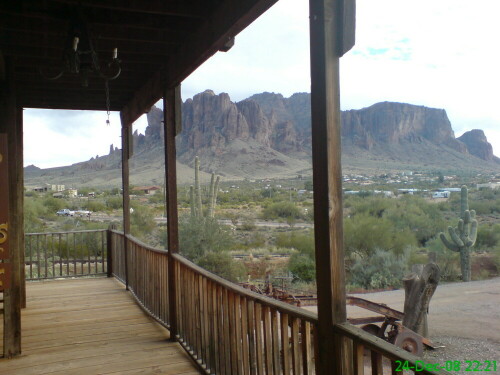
(25, 90), (499, 187)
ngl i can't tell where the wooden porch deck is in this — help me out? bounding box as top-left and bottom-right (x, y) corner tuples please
(0, 277), (200, 375)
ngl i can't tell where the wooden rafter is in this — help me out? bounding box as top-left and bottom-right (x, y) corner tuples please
(121, 0), (279, 125)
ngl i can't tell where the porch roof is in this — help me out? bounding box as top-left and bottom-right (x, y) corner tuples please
(0, 0), (276, 122)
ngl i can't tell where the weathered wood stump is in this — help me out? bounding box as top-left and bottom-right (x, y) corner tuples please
(402, 263), (440, 338)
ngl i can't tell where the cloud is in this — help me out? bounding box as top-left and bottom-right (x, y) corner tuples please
(23, 0), (500, 165)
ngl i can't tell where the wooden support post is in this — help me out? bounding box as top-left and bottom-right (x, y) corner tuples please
(163, 85), (181, 340)
(17, 107), (25, 309)
(0, 58), (22, 357)
(106, 225), (114, 277)
(119, 115), (131, 290)
(309, 0), (355, 373)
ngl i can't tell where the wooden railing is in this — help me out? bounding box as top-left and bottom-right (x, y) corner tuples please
(109, 231), (450, 375)
(25, 230), (108, 280)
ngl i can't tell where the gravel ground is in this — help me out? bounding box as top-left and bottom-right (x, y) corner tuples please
(305, 277), (500, 373)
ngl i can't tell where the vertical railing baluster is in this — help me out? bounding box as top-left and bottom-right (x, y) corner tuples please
(87, 231), (91, 275)
(247, 299), (257, 375)
(263, 306), (273, 374)
(353, 340), (365, 375)
(271, 308), (280, 375)
(281, 313), (291, 375)
(241, 297), (250, 375)
(58, 233), (62, 276)
(291, 317), (300, 375)
(255, 303), (264, 375)
(28, 235), (32, 279)
(65, 232), (69, 276)
(302, 321), (313, 375)
(73, 232), (77, 275)
(371, 350), (383, 375)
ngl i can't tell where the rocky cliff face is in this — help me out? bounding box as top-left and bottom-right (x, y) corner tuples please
(137, 91), (497, 168)
(341, 102), (467, 153)
(24, 90), (499, 188)
(458, 129), (498, 162)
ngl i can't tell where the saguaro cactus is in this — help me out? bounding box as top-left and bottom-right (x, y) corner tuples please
(439, 185), (478, 282)
(190, 156), (220, 218)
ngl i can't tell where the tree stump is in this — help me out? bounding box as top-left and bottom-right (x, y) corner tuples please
(402, 263), (440, 338)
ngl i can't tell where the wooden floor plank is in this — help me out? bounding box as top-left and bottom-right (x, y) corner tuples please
(0, 278), (200, 375)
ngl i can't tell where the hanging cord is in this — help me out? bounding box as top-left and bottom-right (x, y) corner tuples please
(105, 79), (111, 125)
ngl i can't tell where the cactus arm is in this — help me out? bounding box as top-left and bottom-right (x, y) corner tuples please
(210, 176), (220, 218)
(466, 219), (478, 247)
(458, 219), (464, 233)
(464, 210), (471, 223)
(207, 173), (215, 218)
(448, 227), (464, 247)
(439, 232), (460, 252)
(194, 156), (203, 216)
(189, 185), (196, 217)
(460, 185), (468, 215)
(470, 210), (476, 219)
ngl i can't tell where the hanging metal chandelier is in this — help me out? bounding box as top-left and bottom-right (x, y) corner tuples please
(39, 9), (121, 88)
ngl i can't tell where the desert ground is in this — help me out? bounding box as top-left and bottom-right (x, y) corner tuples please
(306, 278), (500, 374)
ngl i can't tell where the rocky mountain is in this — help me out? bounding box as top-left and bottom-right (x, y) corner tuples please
(458, 129), (499, 162)
(25, 90), (499, 187)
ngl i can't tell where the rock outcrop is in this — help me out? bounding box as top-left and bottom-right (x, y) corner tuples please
(458, 129), (497, 162)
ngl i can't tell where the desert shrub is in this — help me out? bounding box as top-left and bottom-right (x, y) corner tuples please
(425, 237), (460, 281)
(42, 197), (65, 216)
(261, 202), (301, 220)
(24, 197), (46, 232)
(105, 196), (123, 210)
(288, 253), (316, 282)
(197, 252), (245, 282)
(86, 200), (106, 212)
(179, 216), (233, 261)
(476, 224), (500, 250)
(240, 217), (257, 231)
(276, 231), (314, 257)
(344, 214), (416, 258)
(348, 249), (409, 290)
(130, 204), (156, 240)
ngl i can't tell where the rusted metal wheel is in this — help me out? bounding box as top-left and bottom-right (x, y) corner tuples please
(361, 324), (381, 337)
(394, 330), (423, 356)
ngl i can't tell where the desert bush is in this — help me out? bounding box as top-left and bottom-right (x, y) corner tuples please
(288, 253), (316, 282)
(130, 204), (156, 240)
(197, 252), (245, 282)
(344, 214), (416, 258)
(276, 231), (314, 257)
(179, 216), (233, 261)
(425, 237), (460, 281)
(105, 196), (123, 210)
(348, 249), (409, 290)
(262, 202), (301, 220)
(476, 224), (500, 250)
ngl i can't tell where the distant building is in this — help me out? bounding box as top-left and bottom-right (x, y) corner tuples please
(477, 182), (500, 190)
(65, 189), (78, 198)
(33, 184), (65, 193)
(432, 191), (450, 199)
(132, 186), (161, 195)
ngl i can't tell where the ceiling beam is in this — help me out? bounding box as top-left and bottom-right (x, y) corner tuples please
(49, 0), (208, 19)
(121, 0), (278, 126)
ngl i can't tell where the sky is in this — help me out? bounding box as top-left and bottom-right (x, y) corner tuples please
(24, 0), (500, 168)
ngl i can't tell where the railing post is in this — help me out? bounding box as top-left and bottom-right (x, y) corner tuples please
(164, 85), (181, 340)
(309, 0), (355, 373)
(119, 113), (132, 290)
(106, 225), (115, 277)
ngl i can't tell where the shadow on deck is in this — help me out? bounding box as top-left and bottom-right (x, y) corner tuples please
(0, 277), (200, 375)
